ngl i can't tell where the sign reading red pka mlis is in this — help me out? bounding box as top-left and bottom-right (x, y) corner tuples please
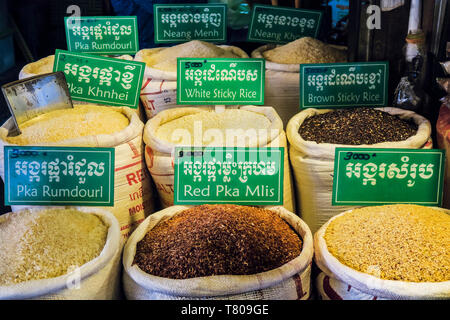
(53, 50), (145, 108)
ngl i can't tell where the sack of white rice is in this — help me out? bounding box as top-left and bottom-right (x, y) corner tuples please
(0, 207), (121, 300)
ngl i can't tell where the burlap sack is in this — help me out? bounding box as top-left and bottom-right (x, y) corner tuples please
(251, 44), (347, 126)
(122, 205), (313, 300)
(0, 207), (121, 300)
(437, 104), (450, 209)
(142, 106), (295, 211)
(0, 106), (155, 240)
(314, 207), (450, 300)
(135, 45), (248, 119)
(286, 107), (433, 233)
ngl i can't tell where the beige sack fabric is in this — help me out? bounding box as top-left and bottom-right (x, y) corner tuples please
(0, 207), (121, 300)
(142, 106), (295, 211)
(0, 107), (155, 240)
(314, 207), (450, 300)
(251, 41), (347, 126)
(286, 107), (433, 233)
(123, 205), (313, 300)
(135, 43), (248, 119)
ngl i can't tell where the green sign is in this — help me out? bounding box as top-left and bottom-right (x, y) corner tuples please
(300, 62), (389, 109)
(332, 148), (445, 206)
(4, 146), (115, 206)
(64, 16), (139, 54)
(177, 58), (265, 105)
(53, 50), (145, 108)
(247, 5), (322, 43)
(174, 147), (284, 205)
(154, 4), (227, 43)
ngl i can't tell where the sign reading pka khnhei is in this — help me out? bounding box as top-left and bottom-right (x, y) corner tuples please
(332, 148), (445, 206)
(4, 146), (115, 206)
(154, 4), (227, 43)
(174, 147), (284, 205)
(53, 50), (144, 108)
(64, 16), (139, 54)
(177, 58), (265, 105)
(247, 5), (322, 43)
(300, 62), (389, 109)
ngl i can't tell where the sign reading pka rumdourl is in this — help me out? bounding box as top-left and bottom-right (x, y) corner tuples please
(64, 16), (139, 54)
(300, 62), (389, 109)
(174, 147), (284, 205)
(53, 50), (144, 108)
(154, 4), (227, 43)
(4, 146), (115, 206)
(332, 148), (445, 206)
(247, 5), (322, 43)
(177, 58), (265, 105)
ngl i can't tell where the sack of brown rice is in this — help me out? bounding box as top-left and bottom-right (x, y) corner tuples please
(251, 37), (347, 126)
(123, 204), (313, 300)
(314, 204), (450, 300)
(142, 106), (295, 211)
(0, 207), (121, 300)
(134, 40), (248, 119)
(286, 107), (432, 233)
(0, 105), (156, 240)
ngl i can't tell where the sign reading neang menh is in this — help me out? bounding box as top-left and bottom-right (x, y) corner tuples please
(247, 5), (322, 43)
(300, 62), (389, 109)
(53, 50), (145, 108)
(4, 146), (115, 206)
(332, 148), (445, 206)
(64, 16), (139, 54)
(154, 4), (227, 43)
(174, 147), (284, 205)
(177, 58), (265, 105)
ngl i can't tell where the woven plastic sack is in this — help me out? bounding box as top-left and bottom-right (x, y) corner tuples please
(314, 207), (450, 300)
(251, 44), (347, 126)
(0, 207), (121, 300)
(142, 106), (295, 211)
(134, 45), (248, 119)
(122, 205), (313, 300)
(437, 104), (450, 209)
(286, 107), (432, 234)
(0, 106), (156, 240)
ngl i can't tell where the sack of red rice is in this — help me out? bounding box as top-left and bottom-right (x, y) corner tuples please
(314, 204), (450, 300)
(123, 204), (313, 300)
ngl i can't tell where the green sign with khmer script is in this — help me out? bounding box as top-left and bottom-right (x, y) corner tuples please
(4, 146), (115, 206)
(332, 148), (445, 206)
(174, 147), (284, 205)
(64, 16), (139, 54)
(247, 5), (322, 43)
(154, 4), (227, 43)
(177, 58), (265, 105)
(53, 49), (145, 108)
(300, 62), (389, 109)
